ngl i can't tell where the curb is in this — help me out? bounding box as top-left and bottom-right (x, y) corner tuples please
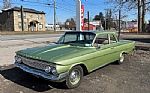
(135, 45), (150, 51)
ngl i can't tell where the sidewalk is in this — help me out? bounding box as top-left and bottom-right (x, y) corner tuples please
(120, 34), (150, 50)
(136, 42), (150, 51)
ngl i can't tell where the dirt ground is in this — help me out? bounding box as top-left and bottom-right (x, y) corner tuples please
(0, 49), (149, 93)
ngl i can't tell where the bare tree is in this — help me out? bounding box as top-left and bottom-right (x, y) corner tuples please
(107, 0), (150, 32)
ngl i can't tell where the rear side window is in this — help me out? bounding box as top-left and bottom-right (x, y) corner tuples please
(94, 34), (109, 45)
(110, 34), (117, 43)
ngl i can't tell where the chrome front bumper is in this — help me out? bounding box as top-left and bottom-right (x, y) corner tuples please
(15, 63), (68, 82)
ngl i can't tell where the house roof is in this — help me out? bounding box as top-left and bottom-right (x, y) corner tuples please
(2, 7), (45, 14)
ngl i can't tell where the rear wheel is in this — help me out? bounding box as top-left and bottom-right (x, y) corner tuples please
(66, 66), (83, 89)
(118, 53), (125, 64)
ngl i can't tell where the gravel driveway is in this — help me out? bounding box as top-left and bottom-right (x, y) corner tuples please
(0, 49), (150, 93)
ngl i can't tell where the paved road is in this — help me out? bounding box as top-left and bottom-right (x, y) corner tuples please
(0, 34), (62, 41)
(0, 34), (61, 66)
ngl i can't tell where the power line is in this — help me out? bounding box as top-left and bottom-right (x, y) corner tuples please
(61, 0), (76, 6)
(57, 6), (75, 14)
(11, 2), (53, 7)
(56, 4), (76, 13)
(56, 2), (75, 8)
(20, 0), (52, 6)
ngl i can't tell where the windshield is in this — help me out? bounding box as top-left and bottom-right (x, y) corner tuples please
(57, 32), (96, 46)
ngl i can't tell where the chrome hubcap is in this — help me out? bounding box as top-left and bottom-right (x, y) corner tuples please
(120, 54), (124, 63)
(69, 69), (80, 85)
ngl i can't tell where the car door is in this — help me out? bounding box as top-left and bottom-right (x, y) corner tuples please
(85, 33), (118, 71)
(107, 33), (120, 62)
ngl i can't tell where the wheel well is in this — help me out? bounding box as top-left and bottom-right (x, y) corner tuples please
(122, 51), (128, 54)
(76, 64), (88, 76)
(122, 52), (128, 55)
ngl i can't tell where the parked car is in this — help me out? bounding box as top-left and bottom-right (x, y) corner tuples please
(15, 31), (135, 88)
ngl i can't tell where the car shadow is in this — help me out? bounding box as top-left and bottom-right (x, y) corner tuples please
(0, 64), (67, 92)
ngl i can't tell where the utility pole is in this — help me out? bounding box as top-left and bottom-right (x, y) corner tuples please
(53, 0), (56, 31)
(21, 5), (24, 31)
(76, 0), (82, 31)
(118, 9), (121, 41)
(141, 0), (146, 32)
(87, 11), (90, 31)
(138, 0), (142, 33)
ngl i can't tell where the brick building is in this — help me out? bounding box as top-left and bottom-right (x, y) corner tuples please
(0, 7), (46, 31)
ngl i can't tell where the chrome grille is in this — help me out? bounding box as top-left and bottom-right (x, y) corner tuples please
(21, 57), (49, 70)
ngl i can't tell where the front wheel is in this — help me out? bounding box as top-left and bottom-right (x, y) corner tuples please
(66, 66), (83, 89)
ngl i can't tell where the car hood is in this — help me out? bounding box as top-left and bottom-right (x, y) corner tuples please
(16, 44), (95, 65)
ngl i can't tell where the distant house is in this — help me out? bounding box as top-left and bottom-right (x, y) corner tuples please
(83, 23), (96, 30)
(126, 20), (138, 32)
(83, 21), (103, 31)
(0, 7), (46, 31)
(45, 24), (63, 31)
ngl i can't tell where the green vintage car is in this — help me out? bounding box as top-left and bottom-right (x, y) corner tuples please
(15, 31), (135, 88)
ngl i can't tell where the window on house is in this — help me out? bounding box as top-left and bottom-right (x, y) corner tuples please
(37, 15), (40, 20)
(18, 22), (22, 29)
(8, 12), (10, 16)
(30, 15), (33, 18)
(24, 22), (27, 29)
(18, 13), (21, 18)
(40, 16), (43, 20)
(39, 24), (43, 29)
(23, 13), (26, 19)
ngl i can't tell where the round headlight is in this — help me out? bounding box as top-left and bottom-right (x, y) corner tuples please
(45, 66), (51, 73)
(51, 67), (57, 75)
(15, 56), (22, 63)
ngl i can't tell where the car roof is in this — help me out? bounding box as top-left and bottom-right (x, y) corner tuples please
(65, 31), (117, 35)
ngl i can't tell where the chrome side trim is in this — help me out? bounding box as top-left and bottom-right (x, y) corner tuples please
(15, 63), (67, 82)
